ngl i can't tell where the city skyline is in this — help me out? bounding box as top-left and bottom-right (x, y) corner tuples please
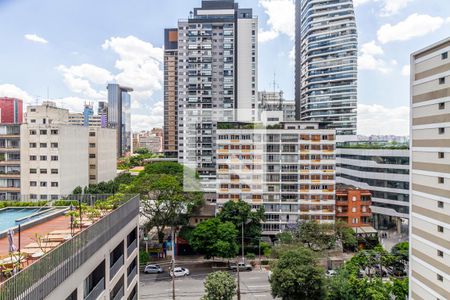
(0, 0), (449, 135)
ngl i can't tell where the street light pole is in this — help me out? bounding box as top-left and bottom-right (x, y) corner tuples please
(172, 227), (176, 300)
(236, 256), (241, 300)
(241, 222), (245, 261)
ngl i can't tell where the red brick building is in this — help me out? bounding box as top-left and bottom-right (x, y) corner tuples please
(336, 188), (372, 227)
(0, 97), (23, 124)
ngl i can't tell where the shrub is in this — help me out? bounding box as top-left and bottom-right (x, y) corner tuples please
(246, 253), (256, 260)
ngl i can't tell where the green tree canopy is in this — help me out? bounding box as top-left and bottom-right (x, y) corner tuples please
(134, 147), (150, 155)
(190, 217), (239, 259)
(217, 200), (265, 247)
(270, 247), (325, 300)
(202, 271), (236, 300)
(293, 221), (336, 251)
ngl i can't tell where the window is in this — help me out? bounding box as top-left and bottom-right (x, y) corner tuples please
(30, 119), (36, 123)
(30, 181), (37, 187)
(40, 182), (47, 187)
(51, 182), (58, 187)
(438, 177), (445, 184)
(40, 143), (47, 148)
(439, 128), (445, 134)
(352, 196), (357, 202)
(40, 130), (47, 135)
(90, 164), (96, 170)
(442, 52), (448, 60)
(40, 156), (47, 161)
(90, 175), (96, 180)
(439, 77), (446, 85)
(89, 132), (96, 137)
(51, 143), (58, 148)
(51, 130), (58, 135)
(30, 155), (37, 161)
(439, 102), (446, 110)
(51, 156), (58, 161)
(29, 130), (36, 135)
(439, 152), (445, 159)
(351, 207), (357, 213)
(437, 250), (444, 257)
(51, 169), (58, 174)
(30, 108), (36, 112)
(40, 169), (47, 174)
(352, 218), (358, 224)
(438, 201), (444, 208)
(437, 274), (443, 282)
(40, 195), (47, 200)
(89, 143), (96, 148)
(30, 169), (37, 174)
(438, 225), (444, 233)
(29, 143), (37, 148)
(89, 154), (96, 159)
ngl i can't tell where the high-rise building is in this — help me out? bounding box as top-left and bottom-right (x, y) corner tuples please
(176, 0), (258, 191)
(83, 103), (94, 127)
(258, 91), (296, 121)
(336, 142), (410, 231)
(163, 28), (179, 158)
(216, 121), (336, 235)
(69, 113), (102, 127)
(98, 101), (108, 128)
(0, 124), (21, 200)
(107, 83), (133, 157)
(295, 0), (358, 136)
(0, 97), (23, 124)
(410, 38), (450, 300)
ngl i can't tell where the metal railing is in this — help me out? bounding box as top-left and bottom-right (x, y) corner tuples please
(127, 240), (137, 257)
(110, 255), (124, 280)
(0, 194), (116, 205)
(85, 277), (105, 300)
(127, 266), (137, 287)
(0, 195), (139, 300)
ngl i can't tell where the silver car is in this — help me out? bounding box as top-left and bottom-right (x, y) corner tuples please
(144, 264), (164, 274)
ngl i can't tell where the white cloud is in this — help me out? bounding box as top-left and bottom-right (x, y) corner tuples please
(380, 0), (412, 16)
(353, 0), (371, 7)
(57, 64), (113, 85)
(401, 65), (410, 77)
(24, 34), (48, 44)
(358, 104), (410, 136)
(0, 84), (33, 104)
(258, 0), (295, 42)
(132, 100), (163, 131)
(358, 41), (394, 73)
(378, 14), (445, 44)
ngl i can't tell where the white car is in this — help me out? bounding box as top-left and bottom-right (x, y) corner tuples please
(144, 264), (164, 274)
(326, 270), (337, 277)
(170, 267), (190, 277)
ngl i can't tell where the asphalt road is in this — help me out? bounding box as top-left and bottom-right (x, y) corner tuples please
(139, 261), (273, 300)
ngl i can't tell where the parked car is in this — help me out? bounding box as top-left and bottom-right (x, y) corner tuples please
(170, 267), (190, 277)
(144, 264), (164, 274)
(229, 262), (253, 271)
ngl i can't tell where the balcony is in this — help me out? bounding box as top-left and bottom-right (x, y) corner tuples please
(110, 255), (124, 280)
(127, 240), (137, 257)
(85, 277), (105, 300)
(127, 266), (137, 287)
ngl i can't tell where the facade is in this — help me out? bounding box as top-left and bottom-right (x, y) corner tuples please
(176, 0), (258, 192)
(133, 130), (163, 154)
(258, 91), (295, 121)
(1, 195), (139, 300)
(164, 28), (179, 158)
(0, 97), (23, 124)
(410, 38), (450, 300)
(216, 121), (336, 235)
(89, 127), (117, 184)
(295, 0), (358, 136)
(107, 83), (133, 157)
(336, 144), (409, 230)
(0, 124), (21, 200)
(335, 188), (372, 227)
(69, 113), (102, 127)
(98, 101), (108, 128)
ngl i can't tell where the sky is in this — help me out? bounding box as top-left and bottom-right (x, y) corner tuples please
(0, 0), (449, 135)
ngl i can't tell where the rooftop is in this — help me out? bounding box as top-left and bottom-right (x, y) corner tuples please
(337, 141), (409, 150)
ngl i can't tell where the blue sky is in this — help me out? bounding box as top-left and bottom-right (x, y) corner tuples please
(0, 0), (449, 135)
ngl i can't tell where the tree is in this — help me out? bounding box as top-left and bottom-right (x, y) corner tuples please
(294, 221), (336, 251)
(217, 200), (265, 249)
(270, 247), (325, 300)
(134, 147), (150, 155)
(389, 278), (408, 300)
(73, 186), (83, 195)
(144, 161), (185, 179)
(190, 218), (239, 259)
(124, 172), (203, 243)
(202, 271), (236, 300)
(336, 222), (358, 252)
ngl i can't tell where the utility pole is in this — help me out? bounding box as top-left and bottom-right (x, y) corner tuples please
(241, 222), (245, 260)
(236, 256), (241, 300)
(172, 227), (176, 300)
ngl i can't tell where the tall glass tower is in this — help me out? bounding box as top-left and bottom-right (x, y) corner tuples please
(295, 0), (358, 136)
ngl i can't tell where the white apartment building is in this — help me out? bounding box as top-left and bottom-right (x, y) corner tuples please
(20, 102), (117, 199)
(216, 121), (336, 235)
(336, 144), (410, 231)
(410, 38), (450, 300)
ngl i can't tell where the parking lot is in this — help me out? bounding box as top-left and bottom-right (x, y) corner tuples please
(139, 261), (274, 300)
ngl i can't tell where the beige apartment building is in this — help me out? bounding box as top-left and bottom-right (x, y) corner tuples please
(216, 121), (336, 236)
(410, 37), (450, 300)
(20, 102), (117, 199)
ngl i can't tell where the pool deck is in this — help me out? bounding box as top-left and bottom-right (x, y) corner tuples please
(0, 215), (74, 258)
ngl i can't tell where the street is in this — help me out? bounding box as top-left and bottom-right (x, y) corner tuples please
(139, 261), (274, 300)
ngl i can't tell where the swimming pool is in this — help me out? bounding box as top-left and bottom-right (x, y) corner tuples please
(0, 207), (53, 233)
